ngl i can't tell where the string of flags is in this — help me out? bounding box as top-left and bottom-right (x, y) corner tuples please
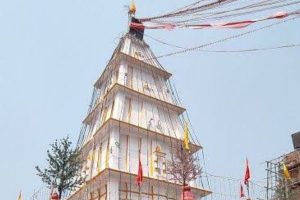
(145, 33), (300, 53)
(131, 10), (300, 30)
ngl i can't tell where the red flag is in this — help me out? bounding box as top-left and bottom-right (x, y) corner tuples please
(244, 159), (251, 185)
(136, 159), (143, 186)
(240, 184), (245, 198)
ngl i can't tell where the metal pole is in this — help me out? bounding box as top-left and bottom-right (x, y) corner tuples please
(266, 161), (269, 200)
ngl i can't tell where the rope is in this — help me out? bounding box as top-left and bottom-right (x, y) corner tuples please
(145, 33), (300, 53)
(140, 0), (237, 22)
(144, 15), (299, 60)
(139, 0), (300, 26)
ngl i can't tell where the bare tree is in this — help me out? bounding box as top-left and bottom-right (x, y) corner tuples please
(166, 144), (202, 186)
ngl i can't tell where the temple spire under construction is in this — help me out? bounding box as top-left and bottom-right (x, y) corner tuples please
(67, 5), (211, 200)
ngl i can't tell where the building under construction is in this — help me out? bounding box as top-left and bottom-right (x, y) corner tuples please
(266, 132), (300, 200)
(63, 5), (212, 199)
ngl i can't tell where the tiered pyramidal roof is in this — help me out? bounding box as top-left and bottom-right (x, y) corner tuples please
(68, 16), (211, 200)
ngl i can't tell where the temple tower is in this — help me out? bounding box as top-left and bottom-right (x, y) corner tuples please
(67, 17), (211, 200)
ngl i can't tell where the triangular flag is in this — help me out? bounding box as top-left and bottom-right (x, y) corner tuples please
(136, 159), (143, 186)
(129, 0), (136, 14)
(183, 121), (190, 150)
(17, 191), (22, 200)
(282, 162), (291, 180)
(244, 159), (251, 185)
(240, 184), (245, 198)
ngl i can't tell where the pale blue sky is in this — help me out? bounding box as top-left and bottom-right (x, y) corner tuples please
(0, 0), (299, 199)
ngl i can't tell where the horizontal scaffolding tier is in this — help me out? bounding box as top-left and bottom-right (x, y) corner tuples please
(94, 35), (172, 90)
(83, 83), (186, 125)
(68, 168), (211, 200)
(80, 118), (202, 155)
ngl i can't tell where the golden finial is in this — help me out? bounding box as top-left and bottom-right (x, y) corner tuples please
(129, 0), (136, 15)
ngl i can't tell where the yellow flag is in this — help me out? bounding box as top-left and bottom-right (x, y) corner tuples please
(149, 153), (154, 176)
(129, 0), (136, 14)
(17, 191), (22, 200)
(183, 121), (190, 150)
(87, 150), (93, 161)
(282, 162), (291, 180)
(86, 150), (94, 173)
(105, 137), (110, 168)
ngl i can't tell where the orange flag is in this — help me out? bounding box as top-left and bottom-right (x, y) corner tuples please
(136, 159), (143, 186)
(240, 184), (245, 198)
(244, 159), (251, 185)
(136, 138), (143, 186)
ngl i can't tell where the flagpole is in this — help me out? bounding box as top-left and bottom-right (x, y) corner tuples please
(138, 137), (142, 200)
(246, 182), (250, 200)
(243, 158), (251, 200)
(139, 185), (141, 200)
